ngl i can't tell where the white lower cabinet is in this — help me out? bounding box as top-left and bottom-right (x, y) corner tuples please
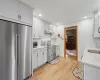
(32, 53), (38, 70)
(32, 49), (38, 70)
(96, 68), (100, 80)
(84, 64), (100, 80)
(43, 48), (47, 63)
(32, 47), (47, 71)
(38, 49), (44, 66)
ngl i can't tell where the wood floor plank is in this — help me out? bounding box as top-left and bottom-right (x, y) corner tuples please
(28, 57), (80, 80)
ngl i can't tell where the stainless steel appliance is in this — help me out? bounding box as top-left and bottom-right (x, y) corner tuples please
(33, 42), (38, 48)
(0, 19), (32, 80)
(47, 45), (56, 62)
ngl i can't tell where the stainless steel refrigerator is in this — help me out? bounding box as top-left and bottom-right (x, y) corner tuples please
(0, 19), (32, 80)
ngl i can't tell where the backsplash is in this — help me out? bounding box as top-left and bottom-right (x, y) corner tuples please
(33, 38), (50, 47)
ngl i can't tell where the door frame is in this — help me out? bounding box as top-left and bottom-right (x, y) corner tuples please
(64, 25), (78, 61)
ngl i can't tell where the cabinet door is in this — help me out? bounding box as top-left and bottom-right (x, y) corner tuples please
(32, 53), (38, 71)
(38, 20), (44, 38)
(96, 68), (100, 80)
(38, 49), (43, 66)
(84, 65), (97, 80)
(19, 2), (33, 25)
(33, 17), (44, 38)
(1, 21), (18, 80)
(0, 0), (19, 20)
(94, 10), (100, 37)
(43, 48), (47, 63)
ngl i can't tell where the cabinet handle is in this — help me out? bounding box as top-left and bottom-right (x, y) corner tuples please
(37, 54), (38, 57)
(43, 52), (44, 55)
(18, 15), (21, 20)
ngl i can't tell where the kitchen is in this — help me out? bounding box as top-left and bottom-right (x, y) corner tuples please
(0, 0), (60, 80)
(0, 0), (100, 80)
(0, 0), (33, 80)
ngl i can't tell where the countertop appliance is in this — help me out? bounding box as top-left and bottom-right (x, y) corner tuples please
(33, 42), (38, 48)
(0, 19), (32, 80)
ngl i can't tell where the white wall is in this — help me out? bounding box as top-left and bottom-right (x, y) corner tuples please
(56, 18), (97, 61)
(56, 25), (65, 56)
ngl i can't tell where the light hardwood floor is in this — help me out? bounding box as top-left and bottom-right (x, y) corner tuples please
(28, 57), (79, 80)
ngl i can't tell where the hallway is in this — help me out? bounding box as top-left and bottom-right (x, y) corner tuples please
(28, 57), (79, 80)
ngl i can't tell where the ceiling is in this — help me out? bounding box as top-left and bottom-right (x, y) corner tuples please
(20, 0), (100, 25)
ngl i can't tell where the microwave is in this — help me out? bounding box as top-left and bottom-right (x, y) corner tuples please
(33, 42), (38, 48)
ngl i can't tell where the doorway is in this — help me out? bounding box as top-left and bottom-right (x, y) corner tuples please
(64, 26), (78, 60)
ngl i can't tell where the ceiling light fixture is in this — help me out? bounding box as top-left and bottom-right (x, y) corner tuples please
(38, 14), (42, 17)
(84, 16), (87, 19)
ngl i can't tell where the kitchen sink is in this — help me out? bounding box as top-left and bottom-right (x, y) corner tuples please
(88, 49), (100, 54)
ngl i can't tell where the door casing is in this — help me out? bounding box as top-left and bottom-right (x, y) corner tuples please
(64, 25), (78, 61)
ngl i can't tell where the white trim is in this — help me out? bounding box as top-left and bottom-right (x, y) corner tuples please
(0, 15), (32, 26)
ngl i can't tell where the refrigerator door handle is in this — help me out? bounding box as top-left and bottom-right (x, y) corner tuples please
(15, 34), (18, 65)
(17, 34), (20, 65)
(15, 34), (18, 80)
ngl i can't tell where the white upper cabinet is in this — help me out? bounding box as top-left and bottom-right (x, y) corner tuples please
(0, 0), (33, 26)
(33, 16), (44, 38)
(44, 23), (54, 35)
(93, 10), (100, 37)
(0, 0), (19, 20)
(19, 2), (33, 25)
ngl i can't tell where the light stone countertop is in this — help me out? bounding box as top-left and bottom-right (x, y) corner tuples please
(81, 48), (100, 68)
(33, 46), (47, 49)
